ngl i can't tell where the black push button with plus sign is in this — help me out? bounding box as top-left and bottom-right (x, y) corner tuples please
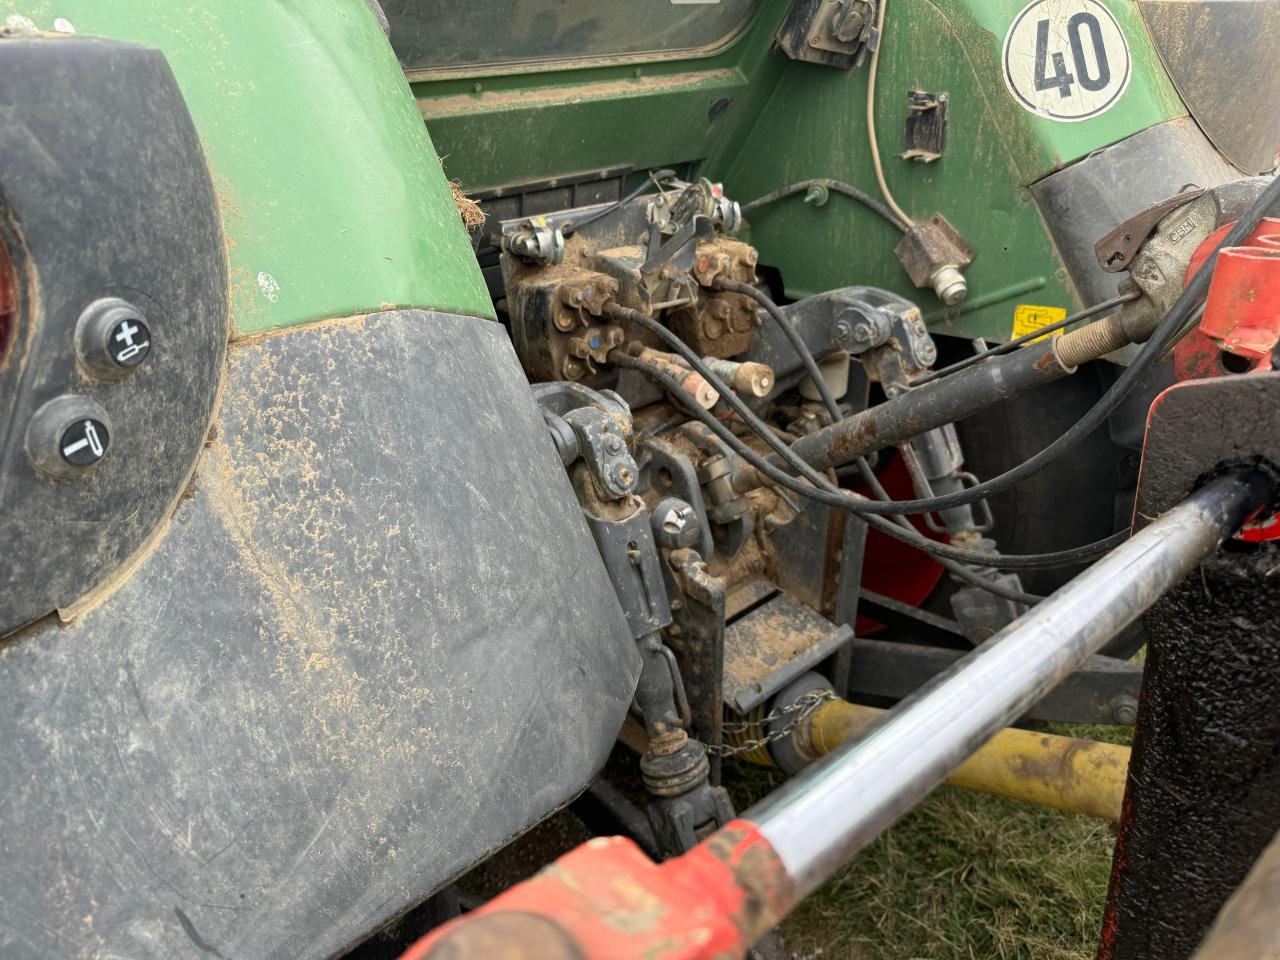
(108, 316), (150, 368)
(75, 297), (154, 380)
(59, 418), (109, 467)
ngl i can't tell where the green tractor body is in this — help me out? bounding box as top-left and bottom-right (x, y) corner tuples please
(0, 2), (1276, 957)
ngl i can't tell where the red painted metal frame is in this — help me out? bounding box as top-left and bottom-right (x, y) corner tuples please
(1176, 218), (1280, 381)
(1172, 219), (1280, 540)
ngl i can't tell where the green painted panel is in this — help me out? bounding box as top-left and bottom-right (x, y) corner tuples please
(414, 7), (792, 192)
(911, 0), (1185, 182)
(3, 0), (494, 334)
(415, 0), (1190, 343)
(718, 0), (1186, 340)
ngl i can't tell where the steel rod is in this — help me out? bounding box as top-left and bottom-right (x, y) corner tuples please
(778, 339), (1067, 471)
(744, 471), (1269, 901)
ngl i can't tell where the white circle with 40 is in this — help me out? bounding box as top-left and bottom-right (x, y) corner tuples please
(1002, 0), (1130, 122)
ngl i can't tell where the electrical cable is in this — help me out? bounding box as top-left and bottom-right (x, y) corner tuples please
(561, 168), (677, 238)
(739, 179), (908, 232)
(911, 293), (1139, 387)
(608, 174), (1280, 554)
(610, 347), (1125, 571)
(616, 302), (1008, 522)
(866, 0), (914, 229)
(715, 277), (1043, 602)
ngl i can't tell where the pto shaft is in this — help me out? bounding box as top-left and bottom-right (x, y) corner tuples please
(402, 471), (1269, 960)
(744, 471), (1266, 901)
(781, 696), (1129, 821)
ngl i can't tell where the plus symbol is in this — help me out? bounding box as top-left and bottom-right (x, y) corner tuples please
(114, 320), (140, 347)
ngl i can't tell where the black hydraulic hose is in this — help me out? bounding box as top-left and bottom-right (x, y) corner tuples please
(851, 457), (1044, 606)
(780, 173), (1280, 514)
(740, 178), (910, 233)
(713, 277), (843, 421)
(561, 169), (677, 238)
(912, 293), (1139, 387)
(711, 277), (1042, 603)
(611, 349), (1124, 571)
(612, 302), (1120, 571)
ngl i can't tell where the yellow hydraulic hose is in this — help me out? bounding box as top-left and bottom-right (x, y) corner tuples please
(805, 699), (1129, 822)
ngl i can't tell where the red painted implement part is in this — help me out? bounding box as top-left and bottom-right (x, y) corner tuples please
(399, 820), (792, 960)
(1175, 217), (1280, 381)
(1173, 219), (1280, 541)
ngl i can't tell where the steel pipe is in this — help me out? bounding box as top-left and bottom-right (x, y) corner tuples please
(776, 304), (1157, 472)
(778, 339), (1069, 471)
(743, 470), (1269, 901)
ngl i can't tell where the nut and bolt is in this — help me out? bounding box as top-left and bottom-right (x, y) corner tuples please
(609, 465), (636, 493)
(803, 184), (830, 207)
(1111, 695), (1139, 726)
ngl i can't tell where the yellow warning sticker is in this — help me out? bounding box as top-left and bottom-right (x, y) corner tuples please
(1012, 304), (1068, 343)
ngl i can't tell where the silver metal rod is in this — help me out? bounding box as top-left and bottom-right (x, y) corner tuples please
(746, 471), (1266, 901)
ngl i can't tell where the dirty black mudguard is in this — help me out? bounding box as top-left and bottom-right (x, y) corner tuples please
(0, 310), (640, 959)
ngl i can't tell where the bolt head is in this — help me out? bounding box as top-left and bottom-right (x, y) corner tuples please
(1111, 696), (1139, 725)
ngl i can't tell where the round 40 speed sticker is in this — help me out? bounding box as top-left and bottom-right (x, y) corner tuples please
(1002, 0), (1131, 122)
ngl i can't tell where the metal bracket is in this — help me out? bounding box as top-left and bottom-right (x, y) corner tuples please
(1094, 185), (1205, 273)
(1135, 371), (1280, 525)
(641, 213), (714, 276)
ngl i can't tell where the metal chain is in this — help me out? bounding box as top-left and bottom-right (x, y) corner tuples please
(707, 690), (837, 758)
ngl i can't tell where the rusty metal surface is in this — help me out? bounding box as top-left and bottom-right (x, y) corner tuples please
(665, 238), (761, 358)
(893, 213), (974, 288)
(784, 338), (1066, 471)
(722, 592), (854, 714)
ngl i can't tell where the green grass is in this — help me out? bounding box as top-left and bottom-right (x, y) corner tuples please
(724, 724), (1131, 960)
